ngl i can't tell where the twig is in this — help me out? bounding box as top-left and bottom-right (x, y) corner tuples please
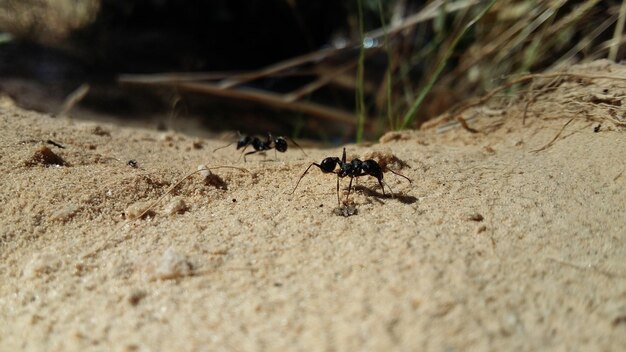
(610, 0), (626, 61)
(424, 72), (626, 130)
(546, 257), (626, 279)
(57, 84), (90, 117)
(400, 0), (498, 129)
(530, 118), (574, 153)
(456, 116), (479, 133)
(132, 166), (250, 220)
(121, 79), (360, 126)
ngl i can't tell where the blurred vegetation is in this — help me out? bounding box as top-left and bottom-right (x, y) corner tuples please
(0, 0), (624, 143)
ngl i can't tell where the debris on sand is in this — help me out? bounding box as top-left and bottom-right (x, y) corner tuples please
(151, 247), (194, 281)
(163, 197), (188, 216)
(26, 146), (68, 167)
(333, 205), (358, 217)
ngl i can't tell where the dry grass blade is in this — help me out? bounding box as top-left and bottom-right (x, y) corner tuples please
(552, 15), (617, 70)
(119, 79), (360, 126)
(283, 60), (358, 102)
(424, 72), (626, 130)
(57, 83), (90, 117)
(530, 118), (574, 153)
(609, 0), (626, 61)
(132, 166), (250, 221)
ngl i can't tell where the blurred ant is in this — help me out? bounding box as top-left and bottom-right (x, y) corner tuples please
(290, 148), (412, 206)
(213, 132), (306, 161)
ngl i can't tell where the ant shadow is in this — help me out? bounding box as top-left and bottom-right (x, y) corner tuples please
(353, 185), (418, 204)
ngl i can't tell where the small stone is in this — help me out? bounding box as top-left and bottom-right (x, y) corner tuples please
(164, 197), (187, 215)
(198, 164), (211, 178)
(92, 126), (111, 136)
(49, 204), (81, 222)
(467, 213), (484, 222)
(333, 205), (358, 217)
(125, 200), (155, 219)
(26, 146), (67, 166)
(23, 253), (61, 278)
(128, 290), (147, 306)
(152, 247), (193, 281)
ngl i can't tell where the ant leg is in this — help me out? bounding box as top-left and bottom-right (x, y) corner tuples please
(387, 168), (413, 183)
(381, 179), (396, 198)
(244, 147), (273, 162)
(377, 178), (386, 196)
(341, 147), (347, 163)
(212, 141), (234, 153)
(336, 175), (341, 207)
(238, 145), (251, 162)
(345, 176), (354, 204)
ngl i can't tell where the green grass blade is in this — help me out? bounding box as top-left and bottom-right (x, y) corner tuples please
(355, 0), (366, 143)
(400, 0), (497, 130)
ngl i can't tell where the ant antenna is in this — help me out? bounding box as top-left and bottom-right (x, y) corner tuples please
(212, 131), (240, 153)
(213, 142), (234, 153)
(288, 137), (308, 157)
(290, 163), (320, 195)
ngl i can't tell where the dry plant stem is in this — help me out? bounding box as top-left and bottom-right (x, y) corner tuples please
(283, 60), (359, 102)
(400, 0), (498, 129)
(456, 116), (479, 133)
(121, 80), (360, 127)
(118, 0), (477, 88)
(427, 72), (626, 130)
(545, 257), (626, 279)
(609, 0), (626, 62)
(522, 79), (562, 125)
(133, 166), (250, 220)
(57, 83), (90, 117)
(356, 0), (366, 143)
(552, 15), (617, 70)
(530, 118), (574, 153)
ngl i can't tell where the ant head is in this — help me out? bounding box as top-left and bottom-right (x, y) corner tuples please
(274, 137), (288, 152)
(319, 157), (338, 173)
(236, 135), (252, 149)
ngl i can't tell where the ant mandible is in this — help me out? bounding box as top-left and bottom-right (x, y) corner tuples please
(290, 148), (412, 206)
(214, 132), (306, 162)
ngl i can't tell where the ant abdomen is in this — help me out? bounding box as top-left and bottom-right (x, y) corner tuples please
(236, 136), (252, 150)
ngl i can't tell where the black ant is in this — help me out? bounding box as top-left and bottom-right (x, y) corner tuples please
(213, 132), (306, 161)
(291, 148), (412, 206)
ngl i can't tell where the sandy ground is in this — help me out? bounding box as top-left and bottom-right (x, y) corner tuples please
(1, 61), (625, 351)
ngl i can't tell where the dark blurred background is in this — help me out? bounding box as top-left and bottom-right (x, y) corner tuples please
(0, 0), (366, 141)
(0, 0), (622, 142)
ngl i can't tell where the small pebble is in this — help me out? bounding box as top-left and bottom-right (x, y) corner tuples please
(198, 164), (211, 178)
(125, 200), (155, 219)
(467, 213), (484, 222)
(164, 197), (187, 215)
(49, 204), (81, 222)
(334, 205), (358, 217)
(23, 253), (61, 278)
(152, 247), (193, 281)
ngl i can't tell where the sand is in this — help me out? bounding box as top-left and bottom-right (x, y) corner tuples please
(1, 60), (625, 351)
